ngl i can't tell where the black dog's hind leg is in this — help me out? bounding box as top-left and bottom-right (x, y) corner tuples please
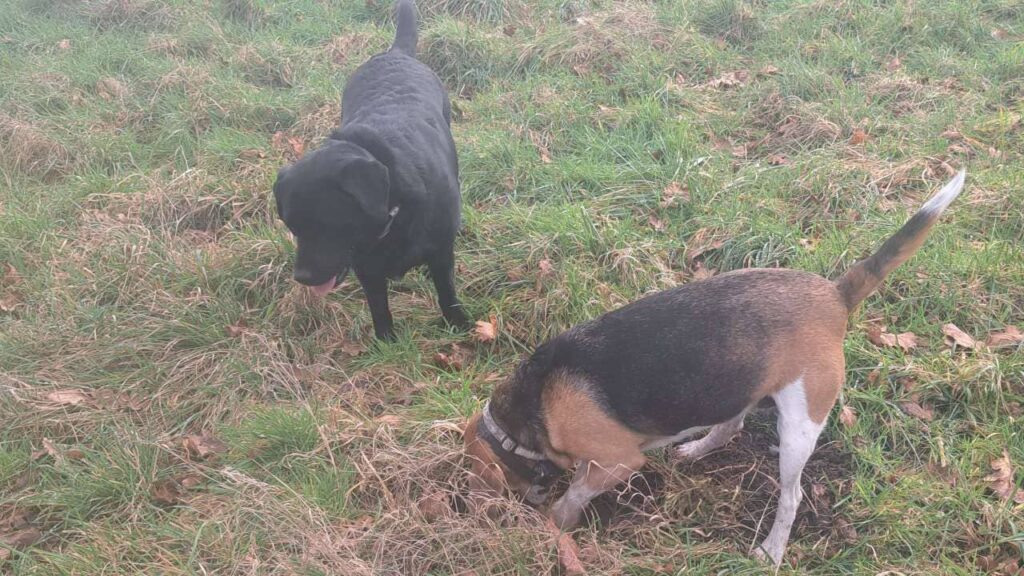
(428, 251), (470, 330)
(356, 269), (395, 340)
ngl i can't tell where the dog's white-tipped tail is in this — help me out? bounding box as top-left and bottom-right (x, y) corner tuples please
(835, 170), (966, 310)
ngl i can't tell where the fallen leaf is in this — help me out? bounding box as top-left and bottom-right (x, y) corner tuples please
(225, 319), (247, 338)
(941, 129), (963, 141)
(900, 401), (934, 422)
(839, 405), (857, 428)
(546, 520), (587, 575)
(691, 262), (716, 281)
(660, 181), (690, 208)
(942, 323), (977, 350)
(474, 317), (497, 343)
(433, 343), (471, 371)
(834, 516), (858, 542)
(538, 259), (554, 276)
(730, 144), (747, 158)
(271, 132), (305, 158)
(984, 450), (1024, 504)
(986, 326), (1023, 349)
(685, 228), (725, 263)
(286, 135), (304, 157)
(502, 24), (516, 36)
(340, 339), (367, 357)
(865, 326), (918, 351)
(647, 214), (666, 232)
(151, 479), (183, 506)
(886, 56), (901, 71)
(2, 263), (22, 287)
(57, 39), (71, 50)
(766, 153), (790, 166)
(0, 293), (20, 312)
(758, 64), (781, 76)
(375, 414), (402, 427)
(183, 434), (228, 460)
(991, 28), (1011, 41)
(416, 491), (453, 521)
(96, 77), (128, 101)
(706, 70), (749, 89)
(0, 526), (42, 553)
(44, 390), (90, 406)
(65, 448), (85, 460)
(849, 128), (868, 145)
(178, 474), (203, 489)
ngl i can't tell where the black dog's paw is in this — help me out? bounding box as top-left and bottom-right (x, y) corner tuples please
(443, 307), (472, 331)
(374, 325), (398, 342)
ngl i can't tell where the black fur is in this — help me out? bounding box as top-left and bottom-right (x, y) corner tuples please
(273, 0), (468, 340)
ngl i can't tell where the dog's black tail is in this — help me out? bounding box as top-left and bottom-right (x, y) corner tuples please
(835, 170), (965, 311)
(391, 0), (418, 56)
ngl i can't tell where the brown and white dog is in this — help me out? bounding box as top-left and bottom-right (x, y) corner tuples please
(463, 171), (966, 565)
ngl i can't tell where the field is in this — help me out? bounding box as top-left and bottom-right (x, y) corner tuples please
(1, 0), (1023, 573)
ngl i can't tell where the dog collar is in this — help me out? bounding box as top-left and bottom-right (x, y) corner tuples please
(480, 401), (562, 488)
(377, 205), (401, 239)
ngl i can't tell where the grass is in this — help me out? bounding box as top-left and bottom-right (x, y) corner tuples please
(1, 0), (1023, 573)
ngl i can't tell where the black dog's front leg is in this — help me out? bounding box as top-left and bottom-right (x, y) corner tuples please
(356, 269), (395, 340)
(428, 251), (470, 330)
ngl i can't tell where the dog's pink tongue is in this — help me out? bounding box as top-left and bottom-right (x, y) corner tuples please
(309, 276), (336, 297)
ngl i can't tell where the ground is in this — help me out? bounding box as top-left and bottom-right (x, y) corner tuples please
(1, 0), (1023, 574)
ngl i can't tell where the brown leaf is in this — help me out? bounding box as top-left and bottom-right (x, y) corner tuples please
(178, 474), (203, 489)
(502, 24), (516, 37)
(865, 326), (917, 351)
(45, 389), (90, 406)
(546, 521), (587, 575)
(225, 318), (248, 338)
(991, 28), (1011, 41)
(286, 136), (304, 157)
(706, 70), (748, 89)
(0, 526), (42, 551)
(941, 129), (963, 141)
(691, 261), (716, 281)
(984, 450), (1024, 503)
(730, 144), (747, 158)
(886, 56), (901, 72)
(758, 64), (781, 76)
(647, 214), (666, 232)
(433, 343), (471, 371)
(474, 317), (497, 343)
(660, 181), (690, 208)
(416, 491), (453, 521)
(900, 401), (934, 422)
(340, 339), (367, 357)
(183, 434), (228, 460)
(942, 323), (977, 350)
(538, 259), (554, 276)
(375, 414), (402, 428)
(849, 128), (868, 145)
(2, 263), (22, 287)
(766, 153), (790, 166)
(685, 228), (725, 263)
(57, 39), (71, 50)
(834, 516), (858, 543)
(0, 293), (20, 312)
(986, 326), (1023, 349)
(151, 479), (183, 506)
(839, 405), (857, 428)
(96, 77), (128, 101)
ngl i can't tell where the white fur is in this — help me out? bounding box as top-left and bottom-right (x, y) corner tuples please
(920, 170), (966, 216)
(641, 425), (710, 451)
(753, 376), (826, 567)
(674, 409), (748, 460)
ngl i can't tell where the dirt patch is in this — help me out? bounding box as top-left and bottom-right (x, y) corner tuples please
(581, 410), (856, 560)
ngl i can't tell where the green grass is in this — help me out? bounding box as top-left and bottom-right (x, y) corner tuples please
(2, 0), (1023, 573)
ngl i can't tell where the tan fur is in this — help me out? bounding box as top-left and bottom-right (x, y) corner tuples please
(541, 371), (650, 468)
(463, 413), (532, 497)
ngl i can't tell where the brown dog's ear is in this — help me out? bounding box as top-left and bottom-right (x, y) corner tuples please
(337, 156), (390, 231)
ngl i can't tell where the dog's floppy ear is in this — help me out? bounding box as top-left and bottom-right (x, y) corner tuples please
(337, 156), (390, 230)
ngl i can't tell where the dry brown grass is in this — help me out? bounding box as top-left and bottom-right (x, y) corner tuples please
(0, 113), (76, 180)
(531, 5), (672, 73)
(745, 92), (842, 155)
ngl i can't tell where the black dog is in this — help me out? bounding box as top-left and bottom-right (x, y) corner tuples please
(274, 0), (468, 340)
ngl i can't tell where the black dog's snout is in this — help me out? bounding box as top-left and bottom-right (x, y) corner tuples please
(293, 267), (318, 286)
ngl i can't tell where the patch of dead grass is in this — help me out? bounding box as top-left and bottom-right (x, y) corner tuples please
(81, 0), (175, 30)
(744, 92), (841, 155)
(533, 5), (671, 75)
(0, 113), (75, 180)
